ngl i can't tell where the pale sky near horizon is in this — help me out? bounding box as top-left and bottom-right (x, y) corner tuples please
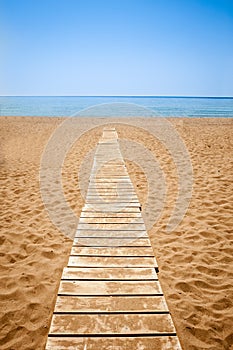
(0, 0), (233, 96)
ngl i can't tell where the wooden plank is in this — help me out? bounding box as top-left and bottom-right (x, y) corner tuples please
(88, 185), (133, 188)
(83, 200), (139, 204)
(87, 187), (134, 191)
(85, 196), (138, 204)
(92, 170), (129, 173)
(86, 191), (135, 195)
(86, 194), (138, 198)
(89, 172), (130, 175)
(79, 218), (144, 224)
(89, 180), (132, 184)
(46, 336), (182, 350)
(89, 175), (130, 178)
(87, 190), (135, 194)
(89, 180), (134, 185)
(48, 313), (175, 335)
(82, 209), (140, 213)
(82, 205), (140, 212)
(88, 184), (133, 187)
(91, 157), (125, 160)
(80, 212), (142, 218)
(85, 200), (140, 205)
(94, 148), (122, 152)
(94, 163), (126, 165)
(92, 163), (125, 166)
(90, 179), (130, 184)
(86, 191), (137, 195)
(77, 223), (146, 230)
(86, 194), (136, 198)
(91, 156), (122, 159)
(85, 195), (136, 198)
(91, 173), (129, 176)
(86, 202), (141, 211)
(70, 247), (154, 257)
(68, 256), (157, 268)
(73, 237), (151, 247)
(96, 147), (121, 150)
(75, 230), (148, 238)
(86, 187), (135, 192)
(86, 193), (138, 196)
(92, 165), (126, 167)
(88, 180), (132, 183)
(92, 173), (128, 176)
(92, 155), (122, 157)
(87, 187), (135, 190)
(54, 295), (167, 313)
(92, 161), (125, 164)
(77, 223), (146, 231)
(83, 205), (141, 210)
(97, 163), (125, 165)
(90, 171), (128, 174)
(58, 280), (162, 295)
(87, 185), (134, 188)
(85, 198), (139, 202)
(89, 170), (129, 173)
(62, 267), (158, 280)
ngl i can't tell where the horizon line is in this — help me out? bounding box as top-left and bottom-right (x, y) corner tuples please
(0, 95), (233, 99)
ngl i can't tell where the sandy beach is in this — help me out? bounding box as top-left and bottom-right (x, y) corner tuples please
(0, 116), (233, 350)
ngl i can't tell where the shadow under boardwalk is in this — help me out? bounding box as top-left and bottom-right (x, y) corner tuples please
(46, 127), (182, 350)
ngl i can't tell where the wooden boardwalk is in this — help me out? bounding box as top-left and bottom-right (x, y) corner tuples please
(46, 128), (182, 349)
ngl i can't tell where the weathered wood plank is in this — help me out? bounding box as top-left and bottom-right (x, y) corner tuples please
(49, 313), (175, 335)
(79, 218), (144, 225)
(46, 336), (182, 350)
(90, 183), (134, 188)
(90, 178), (130, 182)
(91, 175), (129, 178)
(77, 223), (146, 231)
(90, 174), (129, 177)
(54, 295), (167, 313)
(62, 267), (158, 280)
(85, 201), (140, 206)
(88, 184), (132, 187)
(93, 166), (126, 168)
(83, 205), (141, 211)
(94, 163), (126, 165)
(86, 195), (136, 199)
(87, 187), (134, 190)
(73, 237), (151, 247)
(86, 194), (136, 199)
(68, 256), (157, 268)
(80, 212), (142, 218)
(82, 205), (141, 212)
(86, 195), (138, 199)
(75, 230), (148, 238)
(70, 247), (154, 257)
(58, 280), (162, 295)
(86, 191), (135, 195)
(88, 183), (133, 187)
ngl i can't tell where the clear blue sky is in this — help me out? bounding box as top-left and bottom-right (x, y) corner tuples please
(0, 0), (233, 96)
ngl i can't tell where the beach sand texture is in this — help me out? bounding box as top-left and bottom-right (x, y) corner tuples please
(0, 116), (233, 349)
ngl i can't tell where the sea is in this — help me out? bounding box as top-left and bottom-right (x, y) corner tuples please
(0, 96), (233, 117)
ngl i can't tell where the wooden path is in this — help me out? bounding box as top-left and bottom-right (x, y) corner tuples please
(46, 128), (182, 349)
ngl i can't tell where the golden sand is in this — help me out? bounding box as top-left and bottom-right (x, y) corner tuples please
(0, 116), (233, 349)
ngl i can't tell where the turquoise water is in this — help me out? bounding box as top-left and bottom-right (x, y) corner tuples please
(0, 96), (233, 117)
